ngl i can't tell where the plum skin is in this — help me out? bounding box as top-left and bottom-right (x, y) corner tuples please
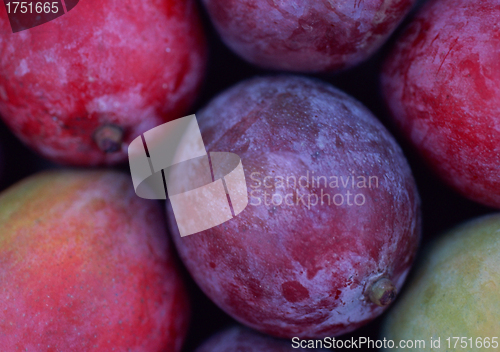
(382, 0), (500, 208)
(195, 326), (327, 352)
(168, 76), (421, 338)
(0, 0), (207, 166)
(202, 0), (416, 72)
(0, 171), (190, 352)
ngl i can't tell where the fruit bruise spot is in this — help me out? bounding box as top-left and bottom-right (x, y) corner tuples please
(281, 281), (309, 303)
(334, 289), (342, 300)
(93, 124), (124, 153)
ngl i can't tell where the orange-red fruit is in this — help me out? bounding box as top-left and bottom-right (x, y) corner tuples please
(0, 0), (207, 165)
(0, 170), (189, 352)
(382, 0), (500, 208)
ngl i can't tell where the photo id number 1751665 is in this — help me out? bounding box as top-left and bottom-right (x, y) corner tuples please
(5, 2), (59, 14)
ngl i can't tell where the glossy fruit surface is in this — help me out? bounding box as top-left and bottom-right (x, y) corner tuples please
(202, 0), (416, 72)
(382, 213), (500, 351)
(0, 0), (207, 165)
(168, 75), (421, 338)
(0, 170), (189, 351)
(382, 0), (500, 208)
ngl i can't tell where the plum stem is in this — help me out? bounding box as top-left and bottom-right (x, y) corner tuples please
(93, 124), (123, 153)
(368, 278), (397, 307)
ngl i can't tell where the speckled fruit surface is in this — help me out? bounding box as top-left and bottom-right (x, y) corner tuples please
(382, 214), (500, 351)
(0, 170), (190, 351)
(195, 326), (327, 352)
(0, 0), (207, 165)
(168, 76), (421, 338)
(202, 0), (416, 72)
(382, 0), (500, 209)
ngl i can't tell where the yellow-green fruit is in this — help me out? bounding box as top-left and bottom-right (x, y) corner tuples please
(382, 214), (500, 352)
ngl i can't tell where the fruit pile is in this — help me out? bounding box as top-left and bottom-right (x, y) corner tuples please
(0, 0), (498, 351)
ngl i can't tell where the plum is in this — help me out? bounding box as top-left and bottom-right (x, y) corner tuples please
(202, 0), (416, 72)
(0, 0), (207, 165)
(382, 0), (500, 209)
(0, 170), (189, 351)
(195, 326), (327, 352)
(382, 213), (500, 351)
(168, 76), (421, 338)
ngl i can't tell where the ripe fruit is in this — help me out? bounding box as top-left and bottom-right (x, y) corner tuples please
(202, 0), (416, 72)
(382, 214), (500, 351)
(0, 170), (189, 351)
(168, 76), (421, 338)
(0, 0), (207, 165)
(382, 0), (500, 209)
(195, 326), (327, 352)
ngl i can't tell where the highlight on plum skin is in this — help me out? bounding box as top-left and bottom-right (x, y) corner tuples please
(168, 75), (421, 339)
(202, 0), (417, 72)
(382, 0), (500, 209)
(0, 0), (207, 166)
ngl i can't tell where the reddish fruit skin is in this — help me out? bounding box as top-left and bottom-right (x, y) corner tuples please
(202, 0), (415, 72)
(382, 0), (500, 208)
(168, 76), (421, 338)
(0, 171), (190, 351)
(0, 0), (207, 166)
(195, 326), (327, 352)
